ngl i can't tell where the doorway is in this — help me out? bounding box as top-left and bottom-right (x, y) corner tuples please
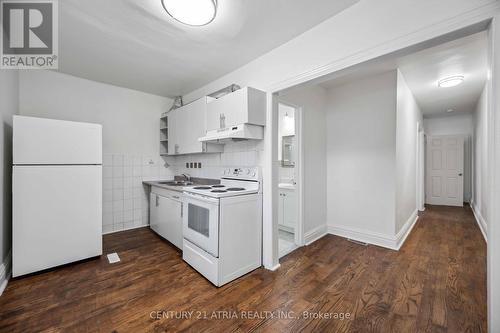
(276, 101), (303, 258)
(263, 15), (499, 332)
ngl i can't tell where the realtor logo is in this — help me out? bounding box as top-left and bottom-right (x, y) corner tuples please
(1, 0), (58, 69)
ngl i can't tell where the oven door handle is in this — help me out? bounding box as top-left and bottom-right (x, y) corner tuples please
(183, 191), (220, 204)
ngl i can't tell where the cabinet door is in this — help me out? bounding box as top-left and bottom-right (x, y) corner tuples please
(158, 195), (183, 249)
(278, 192), (285, 227)
(206, 89), (247, 131)
(167, 110), (178, 155)
(206, 88), (266, 131)
(150, 193), (160, 233)
(283, 191), (297, 229)
(179, 98), (206, 154)
(169, 98), (207, 155)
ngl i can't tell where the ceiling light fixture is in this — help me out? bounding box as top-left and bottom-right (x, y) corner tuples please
(438, 75), (464, 88)
(447, 109), (455, 113)
(161, 0), (217, 26)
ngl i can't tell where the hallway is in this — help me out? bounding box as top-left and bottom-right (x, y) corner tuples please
(0, 206), (486, 332)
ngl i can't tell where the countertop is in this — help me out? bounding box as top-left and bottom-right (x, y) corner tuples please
(143, 177), (220, 193)
(142, 180), (185, 192)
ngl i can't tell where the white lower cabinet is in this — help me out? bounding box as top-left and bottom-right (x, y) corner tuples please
(278, 188), (297, 232)
(150, 188), (183, 249)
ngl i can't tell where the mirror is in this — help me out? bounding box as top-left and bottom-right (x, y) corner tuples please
(278, 103), (296, 167)
(281, 135), (295, 167)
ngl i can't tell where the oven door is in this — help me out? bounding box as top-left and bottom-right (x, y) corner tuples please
(183, 192), (219, 257)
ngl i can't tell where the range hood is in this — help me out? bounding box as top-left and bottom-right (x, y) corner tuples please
(198, 124), (264, 143)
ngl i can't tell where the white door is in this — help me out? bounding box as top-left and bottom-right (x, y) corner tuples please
(426, 135), (464, 206)
(13, 165), (102, 277)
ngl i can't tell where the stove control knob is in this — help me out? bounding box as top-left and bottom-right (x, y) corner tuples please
(245, 168), (251, 175)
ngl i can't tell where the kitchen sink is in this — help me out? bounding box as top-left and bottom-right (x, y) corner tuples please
(158, 181), (193, 186)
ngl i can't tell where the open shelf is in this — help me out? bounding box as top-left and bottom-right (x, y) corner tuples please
(160, 111), (169, 155)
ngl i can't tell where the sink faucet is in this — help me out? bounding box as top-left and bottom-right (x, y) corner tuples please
(181, 173), (191, 182)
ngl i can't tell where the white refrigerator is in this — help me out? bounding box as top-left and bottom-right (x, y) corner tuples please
(12, 115), (103, 277)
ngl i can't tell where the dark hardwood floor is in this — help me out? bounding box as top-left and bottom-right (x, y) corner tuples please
(0, 205), (486, 332)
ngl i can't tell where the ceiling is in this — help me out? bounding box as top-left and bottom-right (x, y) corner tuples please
(58, 0), (359, 97)
(318, 31), (488, 117)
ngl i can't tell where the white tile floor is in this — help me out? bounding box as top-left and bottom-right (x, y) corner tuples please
(278, 230), (297, 258)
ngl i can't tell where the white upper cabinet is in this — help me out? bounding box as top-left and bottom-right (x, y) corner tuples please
(206, 87), (266, 131)
(166, 97), (222, 155)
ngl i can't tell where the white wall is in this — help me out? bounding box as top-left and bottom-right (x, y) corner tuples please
(395, 70), (423, 233)
(424, 113), (474, 202)
(472, 83), (489, 232)
(19, 71), (173, 234)
(325, 71), (397, 237)
(424, 113), (474, 135)
(19, 71), (171, 156)
(0, 70), (19, 281)
(280, 85), (327, 235)
(183, 0), (497, 103)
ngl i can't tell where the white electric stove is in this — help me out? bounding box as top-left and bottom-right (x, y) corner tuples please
(184, 168), (260, 198)
(182, 167), (262, 287)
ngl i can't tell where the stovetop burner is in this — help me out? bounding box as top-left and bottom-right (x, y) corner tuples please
(226, 187), (245, 191)
(211, 185), (225, 188)
(211, 189), (227, 193)
(193, 186), (211, 190)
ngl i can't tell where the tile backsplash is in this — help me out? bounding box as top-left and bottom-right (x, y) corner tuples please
(102, 140), (265, 235)
(168, 140), (265, 178)
(102, 153), (175, 234)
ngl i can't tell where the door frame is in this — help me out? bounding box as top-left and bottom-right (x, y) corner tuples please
(417, 124), (426, 211)
(276, 100), (304, 251)
(487, 13), (500, 333)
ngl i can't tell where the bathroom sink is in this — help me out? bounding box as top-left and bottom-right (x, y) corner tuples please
(278, 183), (296, 190)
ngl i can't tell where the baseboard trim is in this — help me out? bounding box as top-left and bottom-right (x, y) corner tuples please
(264, 263), (281, 271)
(304, 225), (328, 245)
(327, 210), (419, 251)
(395, 210), (419, 250)
(470, 201), (487, 242)
(102, 224), (149, 235)
(0, 251), (12, 296)
(327, 224), (397, 250)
